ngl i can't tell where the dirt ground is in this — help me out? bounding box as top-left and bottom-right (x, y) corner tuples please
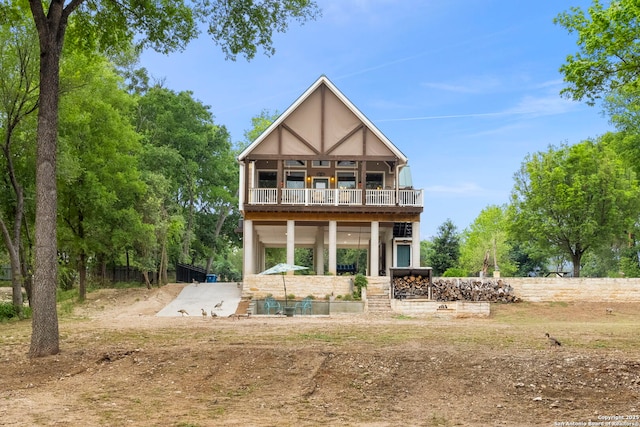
(1, 284), (640, 427)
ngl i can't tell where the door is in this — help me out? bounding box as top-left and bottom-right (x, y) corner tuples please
(396, 244), (410, 267)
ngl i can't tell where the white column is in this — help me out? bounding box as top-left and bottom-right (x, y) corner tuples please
(370, 221), (379, 277)
(286, 220), (295, 267)
(315, 226), (325, 275)
(328, 221), (337, 275)
(243, 219), (254, 276)
(411, 221), (421, 267)
(386, 230), (393, 274)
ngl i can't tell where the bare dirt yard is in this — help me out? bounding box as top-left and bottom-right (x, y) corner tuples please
(1, 284), (640, 427)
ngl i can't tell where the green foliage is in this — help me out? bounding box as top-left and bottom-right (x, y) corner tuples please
(460, 205), (515, 277)
(555, 1), (640, 106)
(510, 138), (640, 277)
(353, 273), (368, 299)
(0, 302), (31, 321)
(204, 0), (321, 60)
(442, 268), (467, 277)
(242, 109), (280, 147)
(620, 248), (640, 278)
(428, 219), (460, 275)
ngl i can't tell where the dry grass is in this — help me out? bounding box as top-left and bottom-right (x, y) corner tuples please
(1, 286), (639, 426)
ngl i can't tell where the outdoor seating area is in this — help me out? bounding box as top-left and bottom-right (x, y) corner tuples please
(263, 296), (281, 314)
(294, 297), (312, 314)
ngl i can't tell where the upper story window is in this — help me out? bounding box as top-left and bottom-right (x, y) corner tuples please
(336, 160), (356, 168)
(285, 160), (306, 167)
(337, 172), (356, 189)
(366, 172), (384, 189)
(312, 160), (330, 167)
(258, 171), (277, 188)
(286, 171), (306, 188)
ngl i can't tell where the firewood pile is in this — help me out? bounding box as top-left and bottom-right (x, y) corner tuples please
(392, 274), (431, 299)
(432, 278), (520, 303)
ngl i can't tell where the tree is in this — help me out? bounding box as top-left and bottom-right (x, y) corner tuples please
(555, 0), (640, 106)
(242, 109), (280, 148)
(2, 0), (320, 357)
(459, 205), (515, 277)
(509, 138), (640, 277)
(57, 53), (144, 300)
(429, 219), (460, 276)
(0, 18), (39, 318)
(135, 87), (238, 271)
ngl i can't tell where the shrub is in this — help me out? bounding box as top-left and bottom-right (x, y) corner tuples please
(442, 268), (468, 277)
(353, 273), (368, 299)
(0, 302), (31, 321)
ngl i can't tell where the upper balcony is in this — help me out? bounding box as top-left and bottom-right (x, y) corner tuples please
(246, 187), (423, 210)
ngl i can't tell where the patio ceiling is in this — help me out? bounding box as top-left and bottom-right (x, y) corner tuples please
(254, 224), (373, 248)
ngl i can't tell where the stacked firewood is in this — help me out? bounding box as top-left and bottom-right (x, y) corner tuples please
(431, 278), (519, 303)
(392, 274), (431, 298)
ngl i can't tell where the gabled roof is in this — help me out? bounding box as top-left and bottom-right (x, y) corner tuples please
(237, 75), (407, 163)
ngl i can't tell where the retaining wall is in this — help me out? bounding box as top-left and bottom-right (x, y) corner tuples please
(390, 299), (490, 317)
(504, 277), (640, 302)
(242, 274), (354, 299)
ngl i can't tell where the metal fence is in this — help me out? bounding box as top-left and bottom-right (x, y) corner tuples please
(0, 265), (10, 281)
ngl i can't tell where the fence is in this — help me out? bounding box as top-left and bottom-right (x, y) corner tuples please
(0, 265), (10, 281)
(176, 263), (207, 283)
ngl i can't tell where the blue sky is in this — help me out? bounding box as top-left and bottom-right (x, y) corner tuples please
(139, 0), (613, 240)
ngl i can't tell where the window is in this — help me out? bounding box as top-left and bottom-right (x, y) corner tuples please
(258, 171), (277, 188)
(312, 160), (330, 167)
(337, 172), (356, 189)
(286, 171), (305, 188)
(336, 160), (356, 168)
(284, 160), (306, 167)
(366, 172), (384, 189)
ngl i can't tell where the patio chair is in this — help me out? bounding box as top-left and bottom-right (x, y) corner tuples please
(264, 296), (281, 314)
(294, 297), (312, 315)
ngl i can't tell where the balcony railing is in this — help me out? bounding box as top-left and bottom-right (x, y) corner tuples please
(248, 188), (423, 207)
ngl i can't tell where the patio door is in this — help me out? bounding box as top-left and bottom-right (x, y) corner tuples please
(396, 244), (411, 267)
(313, 178), (329, 189)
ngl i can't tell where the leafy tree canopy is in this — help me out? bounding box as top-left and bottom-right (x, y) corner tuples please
(509, 137), (640, 277)
(555, 0), (640, 106)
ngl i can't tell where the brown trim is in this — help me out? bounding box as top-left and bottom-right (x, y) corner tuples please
(321, 84), (325, 154)
(363, 126), (367, 156)
(245, 154), (398, 162)
(281, 123), (320, 154)
(325, 124), (364, 155)
(244, 210), (421, 222)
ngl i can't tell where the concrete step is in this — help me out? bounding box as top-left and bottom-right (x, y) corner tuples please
(367, 294), (392, 312)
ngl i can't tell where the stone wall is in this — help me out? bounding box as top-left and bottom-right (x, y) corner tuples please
(242, 274), (355, 299)
(504, 277), (640, 302)
(390, 299), (490, 317)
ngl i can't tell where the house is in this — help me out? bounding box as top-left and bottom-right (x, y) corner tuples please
(237, 76), (423, 287)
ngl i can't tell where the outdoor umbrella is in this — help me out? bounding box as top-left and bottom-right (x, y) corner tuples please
(259, 263), (308, 307)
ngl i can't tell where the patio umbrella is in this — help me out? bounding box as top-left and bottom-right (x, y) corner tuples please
(259, 263), (308, 307)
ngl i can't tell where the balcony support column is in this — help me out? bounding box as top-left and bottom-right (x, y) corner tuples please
(370, 221), (379, 276)
(315, 226), (325, 275)
(286, 220), (295, 270)
(328, 221), (337, 275)
(411, 221), (421, 267)
(385, 229), (393, 276)
(243, 219), (254, 276)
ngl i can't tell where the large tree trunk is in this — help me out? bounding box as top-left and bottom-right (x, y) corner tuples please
(28, 0), (69, 357)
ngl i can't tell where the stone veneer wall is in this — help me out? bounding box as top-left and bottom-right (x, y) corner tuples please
(505, 277), (640, 302)
(390, 299), (490, 317)
(242, 274), (355, 299)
